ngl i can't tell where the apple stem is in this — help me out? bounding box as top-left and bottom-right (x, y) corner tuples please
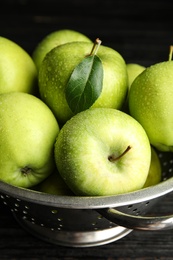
(89, 38), (102, 56)
(108, 145), (132, 162)
(168, 46), (173, 61)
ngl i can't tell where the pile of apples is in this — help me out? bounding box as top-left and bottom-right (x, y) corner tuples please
(1, 29), (172, 196)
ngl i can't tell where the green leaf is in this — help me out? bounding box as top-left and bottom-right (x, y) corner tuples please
(65, 55), (103, 114)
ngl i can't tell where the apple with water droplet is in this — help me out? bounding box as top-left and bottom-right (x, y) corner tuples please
(129, 46), (173, 151)
(0, 92), (59, 188)
(143, 147), (162, 188)
(0, 36), (37, 95)
(38, 40), (128, 125)
(32, 29), (92, 71)
(126, 63), (146, 89)
(122, 63), (146, 113)
(37, 171), (74, 195)
(54, 108), (151, 196)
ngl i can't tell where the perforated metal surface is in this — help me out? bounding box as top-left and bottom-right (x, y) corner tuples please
(0, 151), (173, 246)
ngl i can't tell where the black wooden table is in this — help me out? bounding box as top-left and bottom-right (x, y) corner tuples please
(1, 1), (173, 259)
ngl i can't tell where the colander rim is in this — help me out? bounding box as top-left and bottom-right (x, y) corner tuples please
(0, 176), (173, 209)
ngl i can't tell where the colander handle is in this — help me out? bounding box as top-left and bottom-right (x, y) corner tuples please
(100, 208), (173, 230)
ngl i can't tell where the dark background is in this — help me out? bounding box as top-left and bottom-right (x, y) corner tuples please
(1, 0), (173, 259)
(1, 0), (173, 66)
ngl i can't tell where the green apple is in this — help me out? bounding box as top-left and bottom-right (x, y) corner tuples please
(39, 41), (128, 125)
(37, 171), (74, 195)
(122, 63), (146, 113)
(129, 60), (173, 151)
(0, 36), (37, 95)
(126, 63), (146, 89)
(32, 29), (92, 70)
(0, 92), (59, 188)
(54, 108), (151, 196)
(143, 147), (162, 188)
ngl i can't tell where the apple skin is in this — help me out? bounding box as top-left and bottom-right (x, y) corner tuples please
(54, 108), (151, 196)
(0, 92), (59, 188)
(36, 171), (74, 195)
(122, 63), (146, 113)
(143, 147), (162, 188)
(32, 29), (92, 70)
(39, 41), (128, 125)
(126, 63), (146, 89)
(0, 36), (37, 95)
(129, 61), (173, 151)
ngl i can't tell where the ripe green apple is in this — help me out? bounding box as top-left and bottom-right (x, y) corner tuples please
(54, 108), (151, 196)
(129, 60), (173, 151)
(39, 41), (128, 125)
(0, 36), (37, 95)
(143, 147), (162, 188)
(0, 92), (59, 188)
(122, 63), (146, 113)
(126, 63), (146, 89)
(32, 29), (92, 70)
(37, 171), (74, 195)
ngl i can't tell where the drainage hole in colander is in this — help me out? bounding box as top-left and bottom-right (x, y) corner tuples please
(0, 194), (10, 205)
(91, 221), (102, 230)
(31, 217), (35, 224)
(2, 199), (7, 205)
(57, 227), (62, 231)
(126, 201), (150, 216)
(51, 209), (58, 214)
(132, 208), (137, 212)
(51, 209), (65, 230)
(96, 214), (114, 229)
(128, 201), (150, 209)
(0, 194), (10, 199)
(58, 224), (63, 228)
(131, 208), (141, 216)
(22, 210), (28, 214)
(51, 209), (64, 227)
(51, 210), (64, 220)
(97, 215), (103, 220)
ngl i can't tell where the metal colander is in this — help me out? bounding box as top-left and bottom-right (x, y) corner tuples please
(0, 150), (173, 247)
